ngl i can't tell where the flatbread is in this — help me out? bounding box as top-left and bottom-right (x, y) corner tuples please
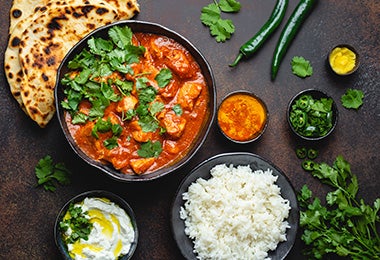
(5, 0), (118, 110)
(5, 0), (140, 127)
(18, 4), (119, 127)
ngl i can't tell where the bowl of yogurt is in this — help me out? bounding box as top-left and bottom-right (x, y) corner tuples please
(54, 190), (138, 260)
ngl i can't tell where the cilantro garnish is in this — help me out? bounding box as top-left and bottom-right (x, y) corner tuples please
(59, 203), (93, 244)
(137, 140), (163, 158)
(91, 118), (122, 149)
(200, 0), (241, 42)
(155, 68), (173, 88)
(35, 155), (71, 192)
(61, 25), (146, 124)
(172, 104), (183, 116)
(341, 88), (364, 110)
(291, 56), (313, 78)
(297, 155), (380, 259)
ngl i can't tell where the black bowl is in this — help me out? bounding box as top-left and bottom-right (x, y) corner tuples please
(54, 190), (138, 260)
(171, 152), (299, 260)
(328, 44), (360, 76)
(55, 20), (216, 182)
(217, 90), (269, 144)
(287, 89), (338, 141)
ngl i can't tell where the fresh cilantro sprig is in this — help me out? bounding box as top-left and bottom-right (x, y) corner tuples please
(61, 25), (145, 123)
(200, 0), (241, 42)
(59, 203), (93, 244)
(35, 155), (71, 192)
(155, 68), (173, 88)
(341, 88), (364, 110)
(137, 140), (163, 158)
(297, 155), (380, 259)
(291, 56), (313, 78)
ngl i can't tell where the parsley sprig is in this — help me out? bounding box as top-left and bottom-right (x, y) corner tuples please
(200, 0), (241, 42)
(35, 155), (71, 192)
(297, 155), (380, 259)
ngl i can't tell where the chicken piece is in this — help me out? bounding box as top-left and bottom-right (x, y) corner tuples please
(164, 140), (180, 154)
(165, 49), (193, 78)
(177, 82), (202, 111)
(159, 80), (180, 99)
(116, 95), (138, 113)
(129, 120), (153, 143)
(130, 157), (155, 174)
(160, 110), (186, 139)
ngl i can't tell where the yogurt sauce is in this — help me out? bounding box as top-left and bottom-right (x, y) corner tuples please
(64, 197), (135, 260)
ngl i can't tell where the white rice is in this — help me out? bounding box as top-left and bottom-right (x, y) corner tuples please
(179, 164), (290, 260)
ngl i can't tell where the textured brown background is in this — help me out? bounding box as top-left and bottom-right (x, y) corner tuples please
(0, 0), (379, 259)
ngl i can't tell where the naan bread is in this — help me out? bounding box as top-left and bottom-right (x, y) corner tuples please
(5, 0), (140, 127)
(18, 4), (119, 127)
(5, 0), (118, 110)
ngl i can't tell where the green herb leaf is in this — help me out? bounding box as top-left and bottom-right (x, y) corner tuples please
(341, 88), (364, 110)
(108, 25), (133, 49)
(137, 140), (163, 158)
(35, 155), (71, 192)
(155, 68), (173, 88)
(60, 203), (93, 244)
(200, 3), (221, 27)
(172, 104), (183, 115)
(297, 155), (380, 259)
(200, 1), (238, 42)
(219, 0), (241, 12)
(291, 56), (313, 78)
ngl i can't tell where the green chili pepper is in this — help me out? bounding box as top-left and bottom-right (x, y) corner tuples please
(307, 148), (318, 159)
(229, 0), (288, 67)
(296, 147), (307, 159)
(302, 159), (315, 171)
(271, 0), (317, 80)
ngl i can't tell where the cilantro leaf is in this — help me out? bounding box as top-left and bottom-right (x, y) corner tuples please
(219, 0), (241, 12)
(200, 1), (239, 42)
(200, 3), (221, 27)
(137, 140), (162, 158)
(108, 25), (133, 49)
(291, 56), (313, 78)
(341, 88), (364, 110)
(60, 203), (93, 244)
(155, 68), (173, 88)
(210, 18), (235, 42)
(297, 155), (380, 259)
(35, 155), (71, 192)
(172, 104), (183, 115)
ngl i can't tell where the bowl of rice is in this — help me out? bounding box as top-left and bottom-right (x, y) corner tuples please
(171, 152), (299, 260)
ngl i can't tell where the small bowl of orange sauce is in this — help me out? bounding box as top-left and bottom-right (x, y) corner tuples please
(217, 91), (268, 144)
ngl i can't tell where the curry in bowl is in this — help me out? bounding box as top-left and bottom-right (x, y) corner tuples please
(56, 21), (215, 179)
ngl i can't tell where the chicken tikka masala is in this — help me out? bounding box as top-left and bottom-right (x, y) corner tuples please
(61, 25), (210, 175)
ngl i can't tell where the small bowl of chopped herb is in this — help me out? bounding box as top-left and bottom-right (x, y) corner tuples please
(54, 190), (138, 260)
(287, 89), (338, 141)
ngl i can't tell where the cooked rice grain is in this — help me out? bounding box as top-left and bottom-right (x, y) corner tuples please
(180, 164), (290, 260)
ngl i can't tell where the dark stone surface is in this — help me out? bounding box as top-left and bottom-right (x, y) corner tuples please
(0, 0), (379, 259)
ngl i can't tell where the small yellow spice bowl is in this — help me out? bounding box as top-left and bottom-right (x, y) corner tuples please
(217, 91), (268, 144)
(328, 44), (359, 76)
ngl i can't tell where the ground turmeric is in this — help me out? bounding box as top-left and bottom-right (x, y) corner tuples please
(217, 92), (267, 142)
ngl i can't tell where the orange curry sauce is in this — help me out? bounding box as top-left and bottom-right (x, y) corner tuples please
(66, 33), (209, 174)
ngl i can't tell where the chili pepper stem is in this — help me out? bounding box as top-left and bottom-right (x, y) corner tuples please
(229, 53), (244, 67)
